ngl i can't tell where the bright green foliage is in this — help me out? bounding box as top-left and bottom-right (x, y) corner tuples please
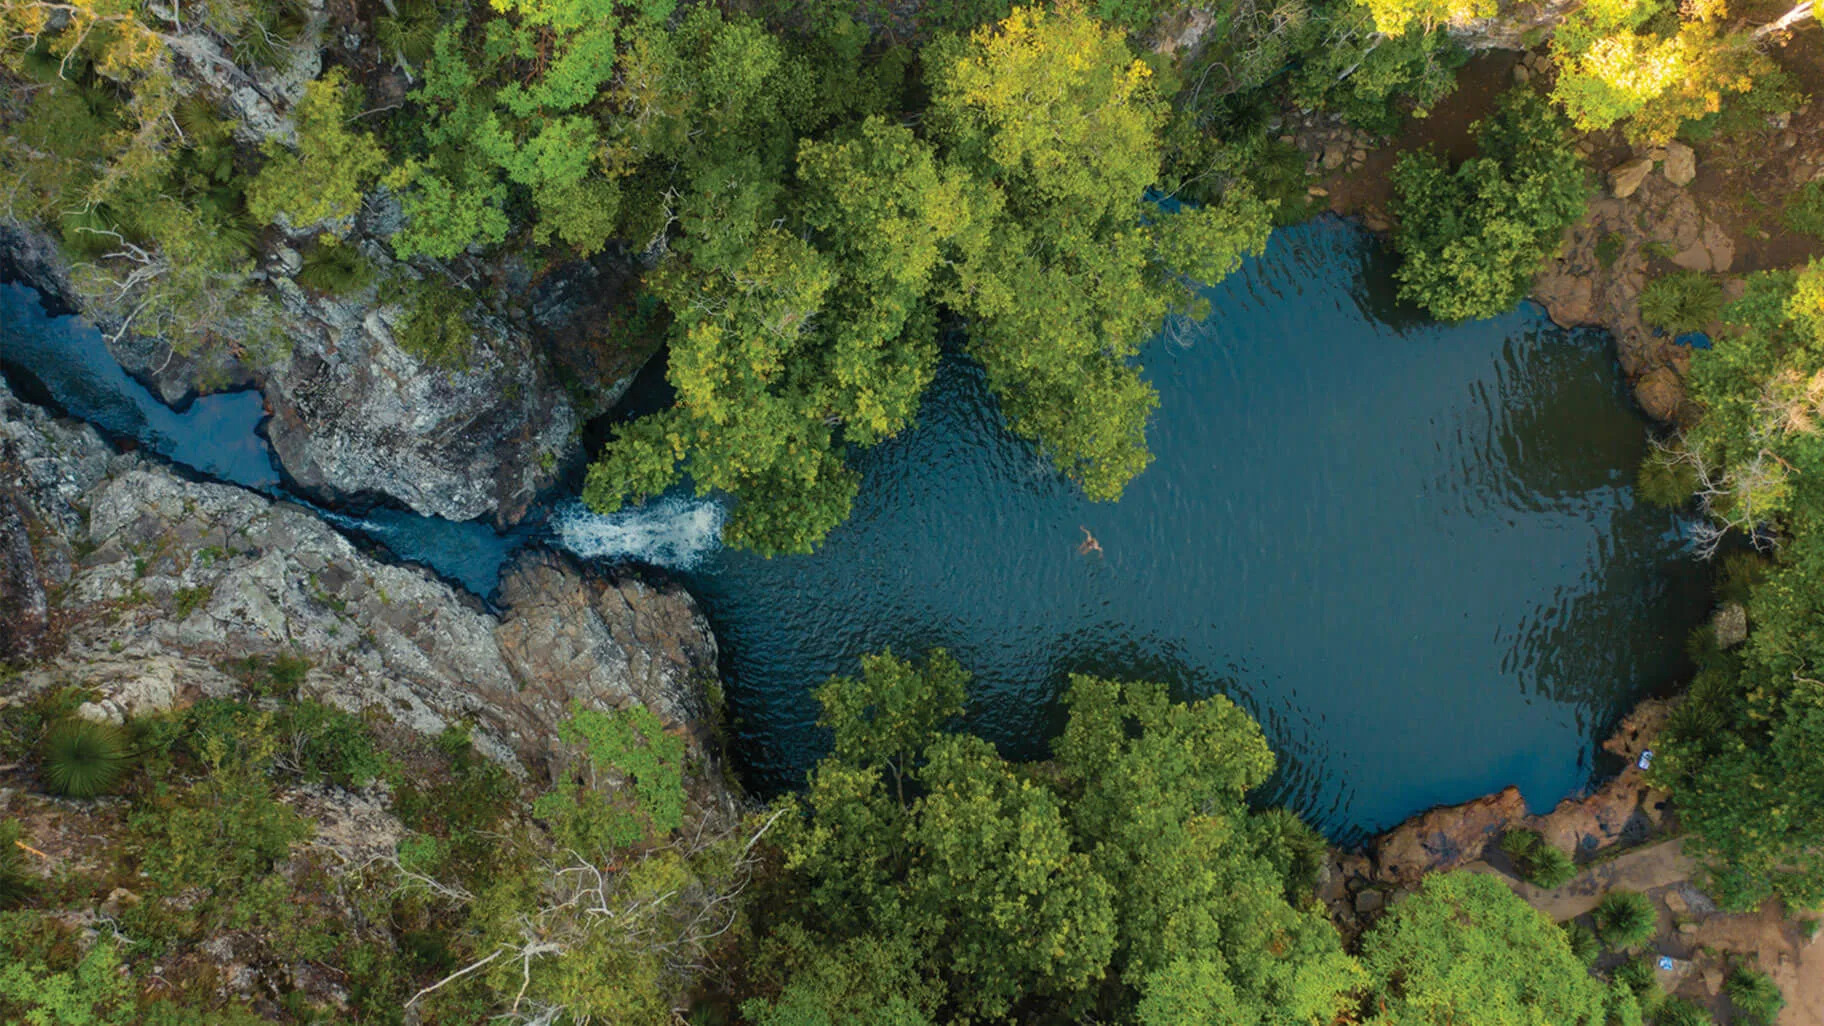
(752, 654), (1362, 1025)
(1359, 871), (1611, 1026)
(0, 919), (134, 1026)
(245, 68), (388, 231)
(1390, 89), (1590, 321)
(1727, 966), (1786, 1025)
(1650, 264), (1824, 910)
(1499, 828), (1579, 889)
(586, 4), (1270, 554)
(532, 705), (686, 851)
(38, 718), (131, 799)
(927, 5), (1269, 502)
(1592, 890), (1658, 949)
(1549, 0), (1771, 145)
(387, 1), (677, 258)
(1640, 271), (1724, 335)
(814, 648), (968, 802)
(1355, 0), (1493, 37)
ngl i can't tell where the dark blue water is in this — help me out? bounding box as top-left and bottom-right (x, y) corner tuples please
(667, 219), (1712, 840)
(1, 219), (1712, 839)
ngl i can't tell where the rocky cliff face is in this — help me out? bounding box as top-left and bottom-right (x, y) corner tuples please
(0, 3), (661, 527)
(0, 373), (726, 787)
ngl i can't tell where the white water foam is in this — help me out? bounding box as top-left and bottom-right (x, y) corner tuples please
(550, 495), (727, 570)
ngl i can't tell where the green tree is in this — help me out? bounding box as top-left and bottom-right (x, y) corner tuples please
(245, 68), (389, 231)
(1549, 0), (1772, 145)
(751, 654), (1362, 1025)
(585, 3), (1271, 554)
(1390, 89), (1590, 321)
(1360, 872), (1610, 1025)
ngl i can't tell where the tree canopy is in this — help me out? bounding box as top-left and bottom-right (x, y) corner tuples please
(743, 650), (1363, 1026)
(578, 3), (1273, 554)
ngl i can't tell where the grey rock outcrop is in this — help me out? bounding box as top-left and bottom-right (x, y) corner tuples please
(0, 374), (725, 783)
(0, 11), (663, 526)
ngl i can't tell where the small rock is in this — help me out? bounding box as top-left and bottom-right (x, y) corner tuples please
(1648, 146), (1669, 162)
(1714, 602), (1748, 648)
(1322, 143), (1348, 171)
(1355, 889), (1385, 914)
(1513, 65), (1531, 84)
(272, 246), (303, 276)
(1664, 141), (1696, 186)
(100, 888), (140, 918)
(1670, 245), (1712, 272)
(1307, 186), (1330, 198)
(1610, 158), (1655, 198)
(1664, 889), (1690, 914)
(1679, 921), (1700, 934)
(75, 700), (121, 725)
(1352, 148), (1368, 162)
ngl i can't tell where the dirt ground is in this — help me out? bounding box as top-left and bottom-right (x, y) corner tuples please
(1469, 838), (1824, 1025)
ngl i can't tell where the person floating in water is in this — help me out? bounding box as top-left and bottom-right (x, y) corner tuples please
(1078, 526), (1103, 557)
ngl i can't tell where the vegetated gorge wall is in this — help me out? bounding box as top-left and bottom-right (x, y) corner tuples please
(0, 3), (660, 529)
(0, 369), (733, 802)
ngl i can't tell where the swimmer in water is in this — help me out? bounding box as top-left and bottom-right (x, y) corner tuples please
(1078, 526), (1103, 557)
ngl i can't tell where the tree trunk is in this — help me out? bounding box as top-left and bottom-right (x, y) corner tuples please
(1756, 0), (1815, 40)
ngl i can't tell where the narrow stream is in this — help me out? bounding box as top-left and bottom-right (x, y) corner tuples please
(1, 217), (1713, 840)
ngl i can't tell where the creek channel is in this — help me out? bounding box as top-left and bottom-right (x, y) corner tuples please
(0, 216), (1714, 841)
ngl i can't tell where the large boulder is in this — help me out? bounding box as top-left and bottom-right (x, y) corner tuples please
(1372, 785), (1528, 884)
(1634, 366), (1686, 423)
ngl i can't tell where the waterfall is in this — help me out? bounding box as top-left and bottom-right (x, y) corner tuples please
(551, 495), (726, 570)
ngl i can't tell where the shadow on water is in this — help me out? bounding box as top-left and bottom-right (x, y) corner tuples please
(2, 218), (1715, 840)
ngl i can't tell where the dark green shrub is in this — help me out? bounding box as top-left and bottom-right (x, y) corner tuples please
(1784, 180), (1824, 240)
(39, 718), (132, 798)
(1638, 446), (1700, 508)
(1639, 272), (1724, 334)
(382, 275), (474, 370)
(1655, 996), (1713, 1026)
(280, 701), (394, 788)
(296, 242), (378, 296)
(1390, 89), (1590, 321)
(0, 821), (34, 908)
(1593, 890), (1659, 949)
(1562, 920), (1602, 965)
(1726, 966), (1785, 1025)
(1613, 955), (1664, 1013)
(1500, 829), (1579, 888)
(1289, 13), (1467, 135)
